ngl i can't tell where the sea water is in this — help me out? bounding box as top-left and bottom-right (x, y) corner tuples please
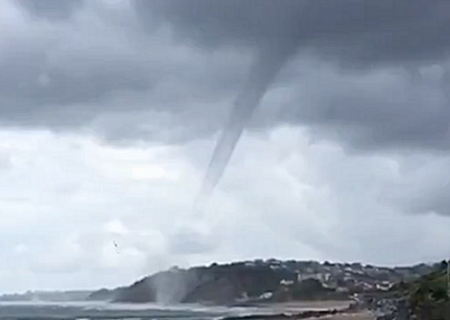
(0, 300), (345, 320)
(0, 301), (275, 320)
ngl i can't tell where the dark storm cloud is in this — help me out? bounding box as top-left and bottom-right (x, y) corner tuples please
(1, 0), (450, 152)
(0, 0), (157, 129)
(132, 0), (450, 153)
(273, 64), (450, 151)
(17, 0), (84, 20)
(0, 49), (153, 126)
(137, 0), (450, 67)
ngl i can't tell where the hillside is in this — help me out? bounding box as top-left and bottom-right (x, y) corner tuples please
(363, 261), (449, 320)
(90, 264), (299, 304)
(87, 259), (435, 305)
(406, 267), (449, 319)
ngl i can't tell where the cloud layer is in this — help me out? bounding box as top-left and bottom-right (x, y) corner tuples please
(2, 0), (449, 148)
(0, 0), (450, 292)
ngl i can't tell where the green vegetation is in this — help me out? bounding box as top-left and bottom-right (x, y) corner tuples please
(387, 261), (449, 320)
(409, 268), (449, 320)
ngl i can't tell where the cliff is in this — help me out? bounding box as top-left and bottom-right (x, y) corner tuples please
(115, 263), (295, 304)
(87, 259), (435, 305)
(88, 262), (333, 304)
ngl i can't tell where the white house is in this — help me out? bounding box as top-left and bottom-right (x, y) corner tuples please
(297, 272), (331, 283)
(280, 279), (294, 286)
(259, 292), (273, 300)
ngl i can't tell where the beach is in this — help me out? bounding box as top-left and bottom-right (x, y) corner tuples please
(316, 311), (374, 320)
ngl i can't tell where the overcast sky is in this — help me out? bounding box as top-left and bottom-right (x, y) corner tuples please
(1, 0), (450, 294)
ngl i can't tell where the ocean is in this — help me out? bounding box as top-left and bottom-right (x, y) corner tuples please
(0, 301), (348, 320)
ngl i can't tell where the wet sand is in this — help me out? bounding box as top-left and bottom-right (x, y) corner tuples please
(314, 311), (374, 320)
(222, 300), (372, 320)
(237, 300), (353, 316)
(267, 300), (352, 312)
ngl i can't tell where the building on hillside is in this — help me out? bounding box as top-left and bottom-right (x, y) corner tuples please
(280, 279), (294, 286)
(270, 265), (282, 270)
(267, 258), (282, 265)
(259, 292), (273, 300)
(297, 272), (330, 283)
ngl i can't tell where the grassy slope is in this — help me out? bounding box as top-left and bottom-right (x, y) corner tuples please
(387, 268), (449, 320)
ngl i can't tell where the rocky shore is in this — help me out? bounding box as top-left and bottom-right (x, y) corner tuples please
(364, 297), (411, 320)
(221, 302), (362, 320)
(363, 296), (450, 320)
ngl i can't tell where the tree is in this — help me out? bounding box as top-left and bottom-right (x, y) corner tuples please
(438, 260), (448, 272)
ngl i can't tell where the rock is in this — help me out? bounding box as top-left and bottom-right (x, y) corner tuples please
(364, 297), (412, 320)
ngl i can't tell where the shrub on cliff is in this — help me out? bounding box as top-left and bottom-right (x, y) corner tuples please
(409, 270), (449, 320)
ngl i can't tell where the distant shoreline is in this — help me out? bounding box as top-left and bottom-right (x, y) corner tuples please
(220, 301), (365, 320)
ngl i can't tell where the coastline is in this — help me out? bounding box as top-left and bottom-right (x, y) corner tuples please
(221, 300), (373, 320)
(313, 311), (374, 320)
(0, 299), (375, 320)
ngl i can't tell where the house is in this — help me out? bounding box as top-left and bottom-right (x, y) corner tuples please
(259, 292), (273, 300)
(280, 279), (294, 286)
(297, 273), (324, 282)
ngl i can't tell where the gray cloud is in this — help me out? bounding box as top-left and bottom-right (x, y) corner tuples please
(135, 0), (450, 150)
(0, 0), (248, 138)
(0, 153), (11, 169)
(0, 9), (154, 128)
(138, 0), (450, 67)
(167, 228), (218, 255)
(267, 61), (450, 152)
(17, 0), (84, 20)
(380, 154), (450, 216)
(1, 0), (449, 151)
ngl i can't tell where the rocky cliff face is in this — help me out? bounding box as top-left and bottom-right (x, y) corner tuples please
(116, 264), (287, 304)
(88, 263), (301, 304)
